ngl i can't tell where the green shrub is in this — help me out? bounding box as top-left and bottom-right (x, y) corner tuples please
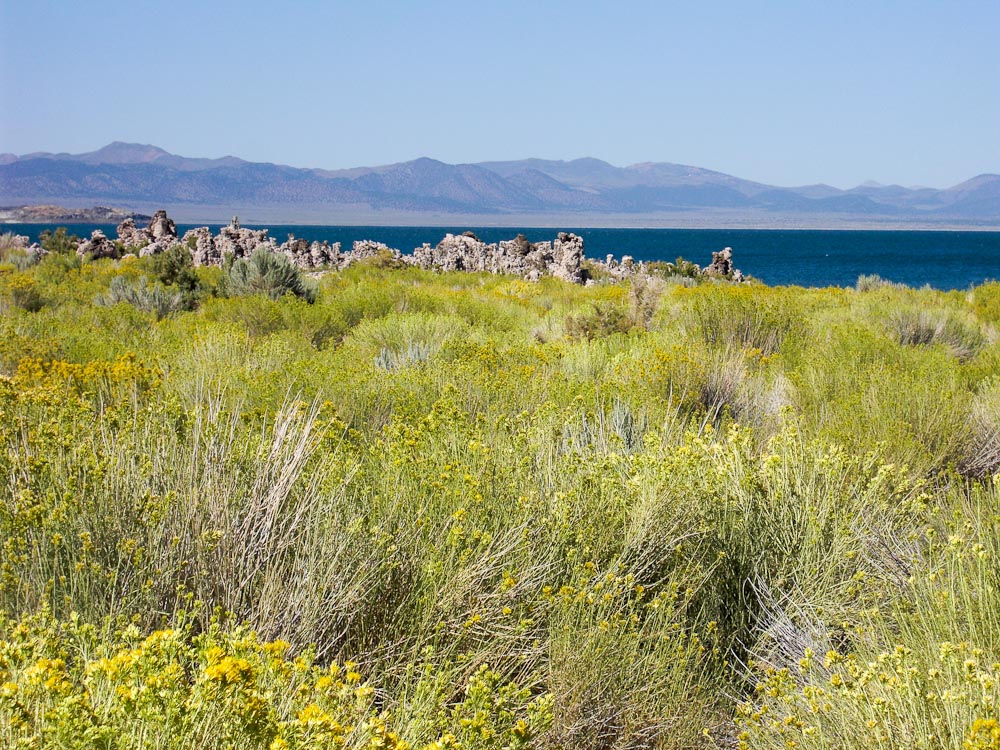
(142, 244), (209, 311)
(349, 311), (468, 370)
(580, 257), (613, 282)
(0, 273), (45, 312)
(971, 281), (1000, 324)
(96, 276), (183, 320)
(34, 250), (82, 282)
(790, 322), (971, 476)
(856, 273), (906, 291)
(564, 301), (632, 340)
(648, 256), (703, 279)
(224, 247), (316, 302)
(38, 226), (79, 255)
(147, 244), (200, 291)
(355, 247), (409, 270)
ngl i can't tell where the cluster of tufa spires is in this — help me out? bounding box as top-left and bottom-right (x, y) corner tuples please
(11, 210), (746, 284)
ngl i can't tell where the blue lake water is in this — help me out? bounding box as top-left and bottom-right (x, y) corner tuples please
(11, 224), (1000, 290)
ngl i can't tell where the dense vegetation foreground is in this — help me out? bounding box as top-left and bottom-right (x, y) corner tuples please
(2, 239), (1000, 749)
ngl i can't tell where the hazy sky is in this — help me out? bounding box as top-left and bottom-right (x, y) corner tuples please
(2, 0), (998, 188)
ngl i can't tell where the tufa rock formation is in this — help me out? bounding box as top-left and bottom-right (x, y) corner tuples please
(181, 227), (217, 265)
(348, 240), (401, 266)
(176, 219), (344, 269)
(76, 229), (120, 260)
(148, 210), (176, 241)
(704, 246), (744, 281)
(114, 210), (180, 257)
(595, 254), (643, 280)
(115, 218), (146, 248)
(100, 209), (746, 284)
(551, 233), (585, 284)
(411, 231), (584, 282)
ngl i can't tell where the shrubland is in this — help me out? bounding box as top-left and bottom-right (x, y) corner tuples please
(1, 245), (999, 749)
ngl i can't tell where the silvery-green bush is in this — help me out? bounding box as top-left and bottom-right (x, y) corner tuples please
(224, 246), (316, 302)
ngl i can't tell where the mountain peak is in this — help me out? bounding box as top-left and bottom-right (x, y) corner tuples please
(83, 142), (172, 164)
(411, 156), (448, 167)
(568, 157), (615, 167)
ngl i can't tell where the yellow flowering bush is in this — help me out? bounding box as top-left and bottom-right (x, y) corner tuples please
(0, 612), (424, 749)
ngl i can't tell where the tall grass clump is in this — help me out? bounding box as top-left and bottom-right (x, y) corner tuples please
(961, 376), (1000, 477)
(686, 286), (797, 355)
(735, 481), (1000, 750)
(889, 306), (984, 360)
(560, 397), (648, 454)
(6, 251), (42, 272)
(695, 348), (793, 439)
(693, 426), (924, 665)
(627, 273), (668, 330)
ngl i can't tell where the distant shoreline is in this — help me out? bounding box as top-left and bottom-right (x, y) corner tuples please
(4, 215), (999, 233)
(6, 219), (999, 232)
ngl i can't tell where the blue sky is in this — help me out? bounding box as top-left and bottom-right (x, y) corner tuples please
(1, 0), (998, 188)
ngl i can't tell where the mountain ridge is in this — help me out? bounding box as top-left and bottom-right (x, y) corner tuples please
(1, 142), (997, 226)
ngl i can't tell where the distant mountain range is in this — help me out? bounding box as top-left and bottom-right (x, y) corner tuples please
(1, 142), (998, 227)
